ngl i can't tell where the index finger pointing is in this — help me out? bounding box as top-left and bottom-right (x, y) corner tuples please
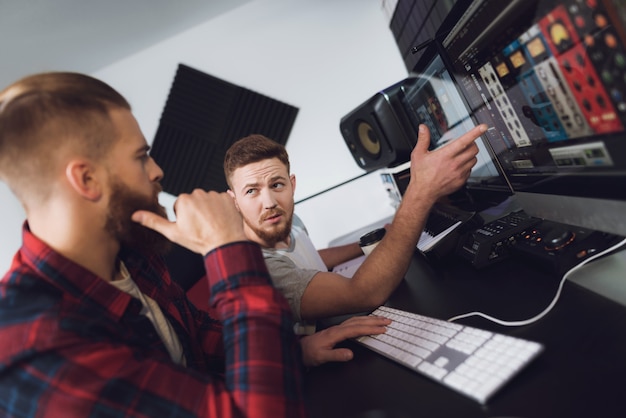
(457, 124), (487, 147)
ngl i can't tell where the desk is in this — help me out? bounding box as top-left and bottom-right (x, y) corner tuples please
(304, 249), (626, 418)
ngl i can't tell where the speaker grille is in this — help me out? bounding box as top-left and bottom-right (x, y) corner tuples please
(151, 64), (299, 195)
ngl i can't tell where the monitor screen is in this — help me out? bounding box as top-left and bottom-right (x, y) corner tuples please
(440, 0), (626, 200)
(400, 45), (513, 200)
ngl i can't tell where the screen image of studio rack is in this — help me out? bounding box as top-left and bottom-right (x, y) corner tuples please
(441, 0), (626, 201)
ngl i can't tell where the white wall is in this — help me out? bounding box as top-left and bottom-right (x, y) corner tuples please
(0, 0), (406, 272)
(0, 182), (25, 272)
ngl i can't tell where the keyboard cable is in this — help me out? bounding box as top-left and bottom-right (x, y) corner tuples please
(447, 236), (626, 327)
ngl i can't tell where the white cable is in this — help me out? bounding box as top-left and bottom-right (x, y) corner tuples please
(447, 236), (626, 326)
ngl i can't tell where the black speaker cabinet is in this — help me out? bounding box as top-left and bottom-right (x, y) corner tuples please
(340, 78), (418, 172)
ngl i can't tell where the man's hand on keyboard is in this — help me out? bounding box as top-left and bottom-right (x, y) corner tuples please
(300, 315), (391, 367)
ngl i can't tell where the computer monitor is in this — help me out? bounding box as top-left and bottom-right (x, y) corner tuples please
(398, 43), (513, 210)
(402, 43), (512, 198)
(439, 0), (626, 201)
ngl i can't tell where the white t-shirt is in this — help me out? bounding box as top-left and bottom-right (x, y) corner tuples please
(262, 214), (326, 329)
(110, 262), (187, 366)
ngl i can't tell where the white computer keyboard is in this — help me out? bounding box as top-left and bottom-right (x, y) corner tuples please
(356, 306), (544, 404)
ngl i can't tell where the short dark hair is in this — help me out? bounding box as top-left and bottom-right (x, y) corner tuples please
(223, 134), (290, 189)
(0, 72), (131, 202)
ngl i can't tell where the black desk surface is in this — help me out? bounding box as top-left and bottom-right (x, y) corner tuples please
(304, 250), (626, 418)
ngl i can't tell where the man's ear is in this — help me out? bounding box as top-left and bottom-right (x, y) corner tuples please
(290, 174), (296, 194)
(65, 159), (102, 201)
(226, 189), (240, 211)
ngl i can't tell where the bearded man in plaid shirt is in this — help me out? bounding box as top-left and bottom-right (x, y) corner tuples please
(0, 72), (305, 418)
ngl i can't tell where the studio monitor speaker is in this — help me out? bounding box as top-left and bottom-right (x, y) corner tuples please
(340, 78), (419, 172)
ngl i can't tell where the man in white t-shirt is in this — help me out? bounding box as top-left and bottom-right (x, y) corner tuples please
(223, 128), (484, 366)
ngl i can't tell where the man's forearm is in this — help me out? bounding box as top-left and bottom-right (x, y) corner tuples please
(318, 242), (363, 270)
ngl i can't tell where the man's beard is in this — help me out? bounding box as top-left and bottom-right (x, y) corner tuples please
(244, 206), (294, 248)
(105, 179), (172, 256)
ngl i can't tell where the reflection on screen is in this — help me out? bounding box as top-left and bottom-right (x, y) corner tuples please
(401, 54), (505, 190)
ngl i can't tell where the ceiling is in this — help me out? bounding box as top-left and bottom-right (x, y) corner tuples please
(0, 0), (254, 90)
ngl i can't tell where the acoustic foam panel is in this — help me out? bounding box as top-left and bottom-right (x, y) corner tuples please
(389, 0), (458, 71)
(151, 64), (299, 195)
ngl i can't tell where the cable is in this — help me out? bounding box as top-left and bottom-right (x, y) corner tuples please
(447, 236), (626, 326)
